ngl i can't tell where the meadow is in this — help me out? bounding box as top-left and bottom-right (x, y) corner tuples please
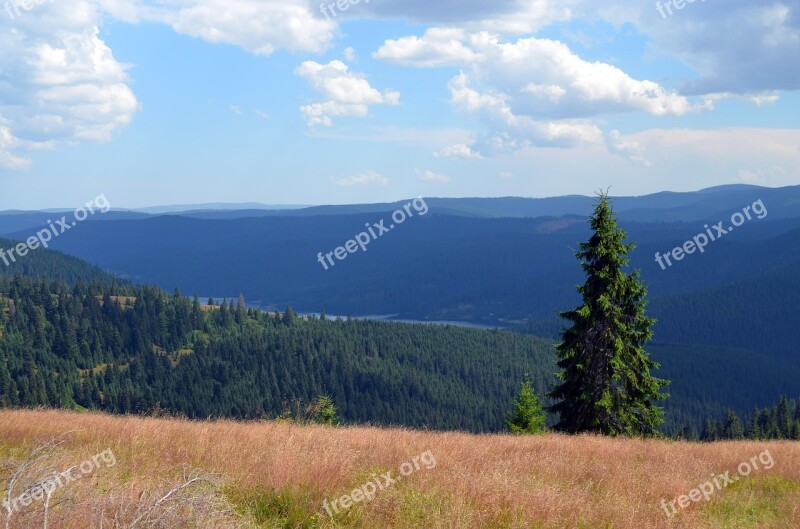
(0, 409), (798, 528)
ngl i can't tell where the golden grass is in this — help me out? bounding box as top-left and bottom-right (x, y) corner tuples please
(0, 409), (798, 528)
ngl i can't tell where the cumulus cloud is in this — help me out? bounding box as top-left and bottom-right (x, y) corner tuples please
(376, 28), (700, 156)
(150, 0), (336, 56)
(374, 28), (486, 67)
(2, 0), (795, 171)
(0, 0), (339, 169)
(294, 60), (400, 127)
(434, 143), (484, 159)
(582, 0), (800, 95)
(337, 0), (798, 95)
(0, 3), (138, 169)
(587, 1), (792, 95)
(416, 168), (452, 182)
(371, 0), (799, 96)
(378, 30), (693, 117)
(332, 170), (390, 186)
(450, 71), (603, 145)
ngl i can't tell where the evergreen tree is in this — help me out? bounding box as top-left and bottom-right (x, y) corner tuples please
(722, 409), (744, 439)
(549, 192), (668, 437)
(282, 306), (297, 325)
(702, 418), (718, 441)
(308, 395), (339, 426)
(777, 395), (792, 438)
(746, 414), (762, 440)
(506, 375), (547, 435)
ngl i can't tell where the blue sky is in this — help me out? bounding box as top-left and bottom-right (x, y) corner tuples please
(0, 0), (798, 209)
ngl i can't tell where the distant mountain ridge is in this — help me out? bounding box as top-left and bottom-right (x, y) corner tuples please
(1, 184), (797, 235)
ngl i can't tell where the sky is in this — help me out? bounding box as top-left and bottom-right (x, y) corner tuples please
(0, 0), (798, 209)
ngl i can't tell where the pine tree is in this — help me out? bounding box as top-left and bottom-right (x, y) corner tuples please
(723, 409), (744, 439)
(308, 395), (339, 426)
(549, 192), (668, 437)
(777, 395), (792, 438)
(282, 306), (296, 325)
(702, 418), (719, 441)
(746, 413), (762, 440)
(506, 375), (547, 435)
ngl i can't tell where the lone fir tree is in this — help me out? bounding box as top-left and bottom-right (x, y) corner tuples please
(506, 374), (547, 435)
(549, 192), (668, 437)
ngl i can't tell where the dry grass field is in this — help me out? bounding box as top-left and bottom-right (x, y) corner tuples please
(0, 409), (798, 528)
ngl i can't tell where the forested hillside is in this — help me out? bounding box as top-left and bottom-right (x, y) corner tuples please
(0, 237), (116, 285)
(0, 274), (555, 432)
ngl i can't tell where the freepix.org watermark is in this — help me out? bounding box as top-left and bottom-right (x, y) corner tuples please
(322, 450), (436, 517)
(316, 197), (429, 271)
(655, 199), (767, 271)
(319, 0), (368, 21)
(660, 449), (774, 517)
(656, 0), (706, 19)
(4, 0), (53, 21)
(0, 194), (111, 268)
(2, 448), (116, 515)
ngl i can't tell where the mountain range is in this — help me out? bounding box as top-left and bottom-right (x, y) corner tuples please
(1, 184), (798, 430)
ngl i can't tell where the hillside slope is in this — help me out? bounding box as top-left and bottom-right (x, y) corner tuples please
(0, 409), (798, 529)
(0, 274), (554, 433)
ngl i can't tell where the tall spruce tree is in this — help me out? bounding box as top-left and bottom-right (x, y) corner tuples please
(549, 192), (668, 436)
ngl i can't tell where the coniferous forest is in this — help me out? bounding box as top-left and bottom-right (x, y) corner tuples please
(0, 272), (555, 432)
(1, 242), (798, 437)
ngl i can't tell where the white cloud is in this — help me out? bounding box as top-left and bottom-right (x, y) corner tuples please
(416, 168), (452, 182)
(229, 105), (243, 115)
(0, 3), (138, 170)
(332, 170), (390, 186)
(343, 47), (356, 61)
(370, 0), (799, 96)
(373, 28), (486, 67)
(605, 130), (650, 166)
(0, 125), (31, 171)
(151, 0), (336, 56)
(447, 71), (605, 153)
(600, 128), (800, 183)
(434, 143), (483, 159)
(376, 29), (700, 156)
(295, 60), (400, 127)
(255, 109), (270, 120)
(580, 1), (800, 95)
(378, 30), (693, 117)
(749, 93), (781, 107)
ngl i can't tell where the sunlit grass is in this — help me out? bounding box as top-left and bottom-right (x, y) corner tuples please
(0, 409), (797, 528)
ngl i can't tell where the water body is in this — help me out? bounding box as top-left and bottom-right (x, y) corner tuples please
(301, 312), (506, 330)
(191, 297), (506, 330)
